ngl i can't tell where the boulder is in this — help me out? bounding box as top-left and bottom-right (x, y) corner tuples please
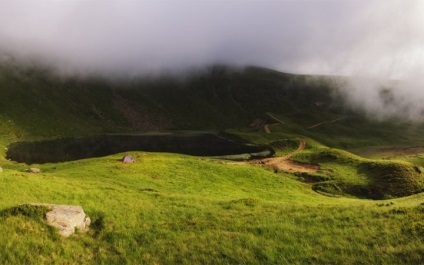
(27, 167), (41, 173)
(122, 154), (136, 163)
(33, 204), (91, 237)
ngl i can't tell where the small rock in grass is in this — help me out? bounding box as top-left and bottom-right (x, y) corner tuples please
(122, 154), (136, 163)
(0, 167), (3, 173)
(32, 204), (91, 237)
(27, 168), (41, 173)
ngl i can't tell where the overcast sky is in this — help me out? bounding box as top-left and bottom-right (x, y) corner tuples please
(0, 0), (423, 79)
(2, 0), (424, 119)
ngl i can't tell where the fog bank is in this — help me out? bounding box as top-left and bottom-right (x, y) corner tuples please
(1, 0), (424, 120)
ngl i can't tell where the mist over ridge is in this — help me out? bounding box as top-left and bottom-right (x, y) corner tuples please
(1, 0), (424, 120)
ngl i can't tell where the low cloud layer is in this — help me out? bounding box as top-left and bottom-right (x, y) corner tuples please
(1, 0), (424, 119)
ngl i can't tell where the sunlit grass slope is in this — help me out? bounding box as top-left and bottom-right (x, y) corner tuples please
(233, 128), (424, 199)
(0, 152), (423, 264)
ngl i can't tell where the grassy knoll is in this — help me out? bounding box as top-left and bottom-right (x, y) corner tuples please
(229, 128), (424, 200)
(0, 152), (423, 264)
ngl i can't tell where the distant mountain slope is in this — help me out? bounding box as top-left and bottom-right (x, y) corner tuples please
(2, 64), (424, 149)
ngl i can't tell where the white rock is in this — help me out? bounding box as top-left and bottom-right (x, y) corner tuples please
(0, 167), (3, 173)
(27, 168), (41, 173)
(33, 204), (90, 237)
(122, 154), (136, 163)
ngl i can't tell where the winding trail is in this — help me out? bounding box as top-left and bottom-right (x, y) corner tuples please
(260, 139), (318, 173)
(266, 112), (285, 125)
(264, 124), (271, 134)
(306, 117), (345, 129)
(229, 139), (319, 173)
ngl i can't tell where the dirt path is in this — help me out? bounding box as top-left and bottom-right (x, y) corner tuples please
(229, 139), (319, 173)
(266, 112), (285, 125)
(264, 124), (271, 133)
(306, 117), (345, 129)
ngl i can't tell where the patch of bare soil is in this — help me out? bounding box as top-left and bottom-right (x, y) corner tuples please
(91, 105), (118, 128)
(267, 159), (319, 173)
(112, 93), (173, 130)
(229, 140), (319, 173)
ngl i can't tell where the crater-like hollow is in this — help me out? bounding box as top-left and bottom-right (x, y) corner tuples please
(6, 132), (274, 164)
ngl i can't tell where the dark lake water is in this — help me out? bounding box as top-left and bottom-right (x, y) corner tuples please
(6, 132), (274, 164)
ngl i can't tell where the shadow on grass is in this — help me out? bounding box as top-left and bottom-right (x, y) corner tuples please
(0, 204), (58, 238)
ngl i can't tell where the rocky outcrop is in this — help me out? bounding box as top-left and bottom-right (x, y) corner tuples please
(122, 154), (136, 163)
(27, 167), (41, 173)
(32, 204), (91, 237)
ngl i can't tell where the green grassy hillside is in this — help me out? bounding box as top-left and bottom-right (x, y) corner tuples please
(1, 152), (424, 264)
(0, 64), (424, 263)
(2, 64), (424, 147)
